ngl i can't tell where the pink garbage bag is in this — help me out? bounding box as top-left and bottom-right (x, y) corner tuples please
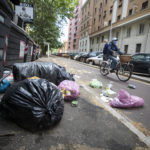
(110, 89), (144, 108)
(58, 80), (80, 100)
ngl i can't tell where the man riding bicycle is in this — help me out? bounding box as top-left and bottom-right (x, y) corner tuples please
(105, 37), (123, 72)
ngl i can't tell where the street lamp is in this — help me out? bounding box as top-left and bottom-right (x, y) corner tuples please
(44, 42), (50, 57)
(109, 0), (117, 42)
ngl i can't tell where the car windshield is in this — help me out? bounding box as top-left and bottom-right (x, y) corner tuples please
(97, 54), (103, 58)
(89, 51), (98, 57)
(132, 54), (150, 62)
(146, 54), (150, 62)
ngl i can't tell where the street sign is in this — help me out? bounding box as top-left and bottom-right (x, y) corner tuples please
(15, 2), (34, 23)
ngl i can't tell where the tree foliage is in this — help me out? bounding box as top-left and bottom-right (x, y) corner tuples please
(27, 0), (78, 55)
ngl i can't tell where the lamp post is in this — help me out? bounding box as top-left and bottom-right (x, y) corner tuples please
(44, 42), (50, 57)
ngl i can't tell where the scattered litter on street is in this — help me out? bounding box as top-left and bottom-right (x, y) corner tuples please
(58, 80), (80, 101)
(71, 100), (78, 107)
(110, 89), (144, 108)
(100, 95), (113, 103)
(89, 79), (103, 88)
(128, 84), (136, 89)
(0, 79), (64, 131)
(74, 75), (81, 79)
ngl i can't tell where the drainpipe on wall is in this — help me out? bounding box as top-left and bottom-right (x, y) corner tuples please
(109, 0), (117, 42)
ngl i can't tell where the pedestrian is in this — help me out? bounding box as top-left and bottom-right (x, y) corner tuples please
(103, 39), (109, 61)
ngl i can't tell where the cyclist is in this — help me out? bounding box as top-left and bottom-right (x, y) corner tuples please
(107, 37), (123, 72)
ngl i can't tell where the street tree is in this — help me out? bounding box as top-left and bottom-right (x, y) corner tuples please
(27, 0), (78, 56)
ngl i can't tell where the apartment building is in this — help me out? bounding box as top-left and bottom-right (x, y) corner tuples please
(79, 0), (150, 54)
(67, 0), (85, 52)
(79, 0), (94, 52)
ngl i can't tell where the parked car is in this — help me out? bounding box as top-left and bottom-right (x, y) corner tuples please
(86, 54), (103, 65)
(132, 53), (150, 75)
(79, 51), (102, 63)
(74, 52), (87, 61)
(69, 53), (78, 59)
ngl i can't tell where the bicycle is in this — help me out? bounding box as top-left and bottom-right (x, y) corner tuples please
(100, 55), (133, 82)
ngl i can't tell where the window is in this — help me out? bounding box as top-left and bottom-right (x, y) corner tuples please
(139, 24), (144, 35)
(97, 37), (100, 43)
(109, 20), (111, 26)
(124, 45), (128, 54)
(94, 18), (96, 24)
(116, 32), (119, 38)
(105, 0), (107, 5)
(103, 11), (106, 18)
(95, 8), (97, 14)
(88, 12), (90, 16)
(101, 36), (104, 42)
(92, 39), (94, 44)
(146, 54), (150, 62)
(98, 26), (100, 31)
(142, 1), (148, 10)
(118, 3), (122, 8)
(117, 15), (121, 21)
(129, 9), (133, 16)
(82, 41), (84, 46)
(110, 6), (113, 14)
(127, 27), (131, 37)
(99, 15), (101, 21)
(85, 40), (87, 46)
(136, 44), (141, 53)
(132, 54), (145, 61)
(100, 3), (102, 8)
(87, 21), (89, 26)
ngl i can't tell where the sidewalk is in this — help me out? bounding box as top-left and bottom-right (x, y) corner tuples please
(132, 74), (150, 84)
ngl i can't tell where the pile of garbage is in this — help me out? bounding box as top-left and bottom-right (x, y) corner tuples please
(0, 79), (64, 131)
(13, 62), (74, 85)
(0, 62), (79, 131)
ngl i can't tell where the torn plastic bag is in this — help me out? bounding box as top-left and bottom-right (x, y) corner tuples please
(13, 62), (74, 85)
(0, 80), (10, 93)
(109, 89), (144, 108)
(0, 79), (64, 131)
(89, 79), (103, 88)
(58, 80), (80, 101)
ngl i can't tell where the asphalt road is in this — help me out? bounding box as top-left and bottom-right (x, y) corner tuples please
(0, 56), (150, 150)
(42, 56), (150, 134)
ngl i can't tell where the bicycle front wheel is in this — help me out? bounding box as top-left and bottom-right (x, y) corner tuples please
(116, 63), (132, 82)
(100, 61), (109, 76)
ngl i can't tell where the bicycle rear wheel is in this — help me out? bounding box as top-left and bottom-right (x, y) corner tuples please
(116, 63), (132, 82)
(100, 61), (109, 76)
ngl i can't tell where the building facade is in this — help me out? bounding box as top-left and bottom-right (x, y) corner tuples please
(67, 0), (86, 52)
(79, 0), (150, 54)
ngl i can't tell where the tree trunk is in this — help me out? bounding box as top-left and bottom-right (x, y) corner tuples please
(41, 44), (46, 56)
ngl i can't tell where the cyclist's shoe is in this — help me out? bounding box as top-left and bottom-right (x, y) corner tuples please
(110, 69), (115, 73)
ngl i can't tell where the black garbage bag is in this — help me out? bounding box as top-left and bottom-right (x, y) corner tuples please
(13, 62), (74, 85)
(0, 79), (64, 131)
